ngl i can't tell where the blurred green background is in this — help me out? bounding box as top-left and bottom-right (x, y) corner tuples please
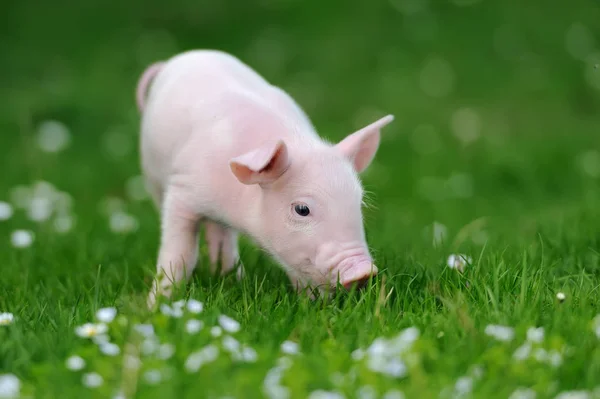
(1, 1), (600, 394)
(1, 0), (599, 287)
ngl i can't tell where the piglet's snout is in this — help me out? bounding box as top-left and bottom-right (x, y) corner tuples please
(334, 255), (378, 290)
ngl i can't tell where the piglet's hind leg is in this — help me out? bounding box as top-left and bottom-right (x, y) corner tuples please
(147, 187), (200, 309)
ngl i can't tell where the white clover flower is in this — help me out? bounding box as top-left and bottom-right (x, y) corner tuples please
(0, 313), (14, 326)
(99, 342), (121, 356)
(157, 343), (175, 360)
(526, 327), (544, 343)
(10, 230), (34, 249)
(508, 388), (537, 399)
(186, 299), (203, 314)
(0, 373), (21, 398)
(65, 355), (85, 371)
(484, 324), (515, 342)
(75, 323), (108, 338)
(280, 340), (300, 355)
(218, 315), (240, 333)
(133, 323), (155, 337)
(211, 326), (223, 337)
(447, 253), (472, 273)
(143, 369), (162, 385)
(185, 319), (204, 334)
(82, 372), (103, 388)
(0, 202), (14, 221)
(95, 307), (117, 323)
(556, 292), (566, 302)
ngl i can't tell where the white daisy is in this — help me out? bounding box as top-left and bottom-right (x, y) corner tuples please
(513, 343), (532, 361)
(508, 388), (537, 399)
(455, 376), (473, 396)
(160, 304), (183, 318)
(308, 390), (346, 399)
(133, 323), (155, 337)
(526, 327), (544, 343)
(172, 300), (186, 309)
(99, 342), (121, 356)
(184, 345), (219, 373)
(556, 292), (566, 302)
(0, 374), (21, 398)
(211, 326), (223, 337)
(554, 391), (591, 399)
(592, 314), (600, 339)
(10, 230), (34, 248)
(382, 390), (406, 399)
(185, 319), (204, 334)
(447, 253), (472, 273)
(241, 346), (258, 363)
(222, 336), (240, 353)
(143, 369), (162, 385)
(218, 315), (240, 333)
(124, 354), (141, 370)
(141, 338), (159, 356)
(65, 355), (85, 371)
(82, 372), (103, 388)
(0, 202), (14, 221)
(186, 299), (204, 314)
(157, 343), (175, 360)
(95, 307), (117, 323)
(484, 324), (515, 342)
(0, 313), (14, 326)
(75, 323), (108, 339)
(280, 341), (300, 355)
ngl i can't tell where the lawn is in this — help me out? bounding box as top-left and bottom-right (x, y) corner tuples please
(1, 0), (600, 398)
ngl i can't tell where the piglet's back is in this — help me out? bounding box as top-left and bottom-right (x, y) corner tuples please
(141, 50), (318, 179)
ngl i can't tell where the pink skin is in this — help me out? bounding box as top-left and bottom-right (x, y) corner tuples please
(136, 50), (394, 308)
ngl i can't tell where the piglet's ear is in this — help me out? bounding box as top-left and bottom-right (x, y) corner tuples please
(229, 139), (290, 185)
(334, 114), (394, 173)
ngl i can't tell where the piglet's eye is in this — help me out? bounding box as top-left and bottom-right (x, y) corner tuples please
(294, 204), (310, 217)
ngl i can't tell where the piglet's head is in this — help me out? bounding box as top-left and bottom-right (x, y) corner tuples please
(229, 115), (394, 294)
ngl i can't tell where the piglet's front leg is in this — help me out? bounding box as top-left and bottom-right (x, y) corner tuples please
(147, 187), (200, 309)
(205, 221), (245, 280)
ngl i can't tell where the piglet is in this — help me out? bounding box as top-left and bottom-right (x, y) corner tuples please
(135, 50), (394, 308)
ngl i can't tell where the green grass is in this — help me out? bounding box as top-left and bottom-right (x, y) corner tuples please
(1, 0), (600, 397)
